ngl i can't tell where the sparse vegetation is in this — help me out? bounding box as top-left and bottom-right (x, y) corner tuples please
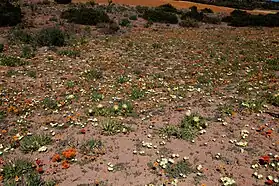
(0, 54), (27, 66)
(102, 119), (131, 135)
(142, 8), (179, 24)
(61, 7), (110, 25)
(160, 113), (207, 140)
(20, 135), (52, 153)
(179, 17), (199, 27)
(36, 27), (66, 47)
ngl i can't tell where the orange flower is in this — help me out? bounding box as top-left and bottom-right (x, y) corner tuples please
(62, 160), (70, 169)
(62, 148), (77, 159)
(1, 130), (7, 134)
(265, 129), (273, 137)
(153, 162), (159, 167)
(52, 154), (61, 162)
(37, 167), (44, 174)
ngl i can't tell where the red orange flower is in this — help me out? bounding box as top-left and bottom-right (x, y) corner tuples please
(62, 160), (70, 169)
(62, 148), (77, 159)
(259, 155), (270, 165)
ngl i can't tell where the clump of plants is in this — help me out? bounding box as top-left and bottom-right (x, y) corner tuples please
(61, 7), (110, 25)
(179, 17), (199, 27)
(149, 158), (193, 180)
(160, 113), (207, 140)
(0, 1), (22, 27)
(0, 43), (4, 52)
(119, 18), (130, 27)
(1, 159), (56, 185)
(36, 27), (66, 47)
(20, 135), (52, 153)
(181, 6), (204, 21)
(102, 119), (131, 135)
(157, 3), (179, 14)
(58, 50), (80, 58)
(142, 8), (179, 24)
(0, 54), (27, 66)
(80, 139), (105, 156)
(223, 9), (279, 27)
(54, 0), (72, 4)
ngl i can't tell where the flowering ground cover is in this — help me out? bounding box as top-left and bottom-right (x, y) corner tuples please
(0, 1), (278, 186)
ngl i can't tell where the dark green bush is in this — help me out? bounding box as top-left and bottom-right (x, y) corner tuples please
(142, 8), (178, 24)
(181, 6), (204, 21)
(0, 44), (3, 53)
(136, 5), (149, 14)
(179, 18), (199, 27)
(36, 27), (66, 47)
(119, 18), (130, 27)
(55, 0), (72, 4)
(202, 14), (221, 24)
(61, 7), (110, 25)
(0, 1), (22, 26)
(201, 8), (213, 13)
(0, 54), (27, 67)
(157, 3), (178, 13)
(224, 10), (279, 27)
(10, 29), (33, 44)
(129, 15), (138, 20)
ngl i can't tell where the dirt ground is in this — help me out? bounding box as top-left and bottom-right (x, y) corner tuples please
(0, 2), (279, 186)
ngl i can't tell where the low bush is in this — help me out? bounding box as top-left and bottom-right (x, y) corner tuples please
(179, 17), (199, 27)
(36, 27), (66, 47)
(61, 7), (110, 25)
(142, 8), (178, 24)
(157, 3), (178, 14)
(54, 0), (72, 4)
(201, 8), (214, 13)
(202, 14), (221, 24)
(119, 18), (130, 27)
(181, 6), (204, 21)
(224, 10), (279, 27)
(0, 1), (22, 27)
(0, 54), (27, 66)
(0, 44), (3, 53)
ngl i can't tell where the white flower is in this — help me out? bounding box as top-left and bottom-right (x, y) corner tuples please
(113, 105), (119, 111)
(193, 116), (200, 122)
(220, 177), (236, 186)
(38, 146), (48, 152)
(122, 104), (128, 109)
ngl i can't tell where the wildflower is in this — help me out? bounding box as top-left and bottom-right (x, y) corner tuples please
(259, 155), (270, 165)
(113, 105), (119, 111)
(122, 104), (128, 109)
(62, 160), (70, 169)
(37, 167), (44, 174)
(265, 180), (274, 185)
(220, 177), (236, 186)
(62, 148), (77, 159)
(52, 154), (61, 162)
(80, 128), (86, 134)
(193, 116), (200, 122)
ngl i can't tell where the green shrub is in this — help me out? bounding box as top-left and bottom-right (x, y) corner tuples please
(10, 29), (33, 44)
(181, 6), (204, 21)
(21, 46), (35, 59)
(0, 1), (22, 26)
(157, 3), (178, 13)
(224, 10), (279, 27)
(136, 5), (149, 14)
(0, 43), (3, 53)
(54, 0), (72, 4)
(202, 14), (221, 24)
(179, 17), (199, 27)
(143, 8), (178, 24)
(129, 15), (138, 20)
(61, 7), (110, 25)
(36, 27), (66, 47)
(201, 8), (214, 13)
(0, 54), (27, 66)
(119, 18), (130, 27)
